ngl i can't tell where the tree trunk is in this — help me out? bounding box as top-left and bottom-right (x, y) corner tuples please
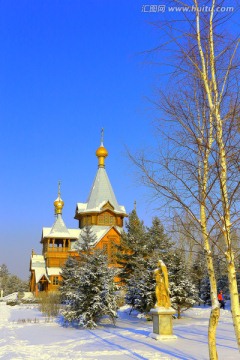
(178, 306), (181, 319)
(208, 307), (220, 360)
(202, 229), (220, 360)
(215, 109), (240, 351)
(226, 254), (240, 351)
(201, 201), (219, 360)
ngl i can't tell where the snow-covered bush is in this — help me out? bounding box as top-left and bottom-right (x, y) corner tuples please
(170, 279), (200, 318)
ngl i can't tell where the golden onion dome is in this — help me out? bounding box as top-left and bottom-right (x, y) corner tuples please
(54, 197), (64, 214)
(54, 181), (64, 214)
(96, 129), (108, 167)
(96, 144), (108, 168)
(96, 145), (108, 158)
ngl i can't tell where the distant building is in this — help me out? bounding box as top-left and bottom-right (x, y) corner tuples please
(29, 138), (127, 295)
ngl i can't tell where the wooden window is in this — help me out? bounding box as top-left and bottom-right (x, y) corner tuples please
(104, 214), (109, 224)
(110, 241), (116, 263)
(53, 276), (59, 286)
(103, 243), (108, 254)
(102, 202), (114, 210)
(86, 216), (91, 225)
(99, 215), (104, 224)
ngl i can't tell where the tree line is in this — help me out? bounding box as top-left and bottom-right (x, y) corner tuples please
(0, 264), (28, 297)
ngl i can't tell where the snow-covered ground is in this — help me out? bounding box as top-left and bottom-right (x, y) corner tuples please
(0, 301), (238, 360)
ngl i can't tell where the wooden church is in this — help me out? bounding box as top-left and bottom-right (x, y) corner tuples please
(29, 137), (128, 295)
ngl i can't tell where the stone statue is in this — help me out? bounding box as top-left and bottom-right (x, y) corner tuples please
(154, 260), (171, 308)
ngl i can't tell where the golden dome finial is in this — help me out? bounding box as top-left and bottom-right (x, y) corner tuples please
(54, 180), (64, 215)
(96, 128), (108, 168)
(134, 200), (137, 212)
(101, 127), (104, 146)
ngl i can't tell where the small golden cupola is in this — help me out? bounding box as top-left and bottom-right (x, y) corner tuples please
(54, 181), (64, 215)
(96, 128), (108, 168)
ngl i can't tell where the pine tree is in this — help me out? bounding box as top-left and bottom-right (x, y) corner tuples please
(0, 264), (9, 295)
(147, 217), (173, 261)
(126, 256), (158, 314)
(6, 275), (28, 294)
(78, 226), (98, 253)
(200, 276), (212, 306)
(169, 252), (200, 319)
(123, 214), (175, 314)
(60, 250), (118, 329)
(116, 209), (148, 281)
(60, 256), (80, 302)
(191, 250), (207, 301)
(0, 264), (28, 296)
(214, 255), (229, 298)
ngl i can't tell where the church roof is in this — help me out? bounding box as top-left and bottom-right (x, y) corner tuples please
(49, 215), (70, 236)
(41, 188), (79, 242)
(76, 138), (127, 217)
(30, 255), (50, 283)
(76, 167), (127, 216)
(30, 255), (62, 283)
(47, 267), (62, 276)
(41, 184), (80, 240)
(70, 225), (123, 250)
(42, 218), (80, 240)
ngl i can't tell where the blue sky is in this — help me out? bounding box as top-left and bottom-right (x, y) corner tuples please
(0, 1), (166, 279)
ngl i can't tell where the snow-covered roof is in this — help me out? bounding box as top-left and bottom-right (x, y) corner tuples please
(30, 255), (50, 283)
(31, 255), (62, 283)
(70, 225), (123, 250)
(46, 267), (62, 276)
(76, 167), (127, 216)
(42, 216), (80, 240)
(49, 215), (70, 236)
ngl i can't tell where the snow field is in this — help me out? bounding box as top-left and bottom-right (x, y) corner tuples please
(0, 302), (238, 360)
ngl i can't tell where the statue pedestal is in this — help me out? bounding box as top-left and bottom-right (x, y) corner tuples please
(150, 307), (177, 340)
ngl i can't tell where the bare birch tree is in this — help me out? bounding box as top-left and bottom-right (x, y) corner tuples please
(131, 77), (221, 358)
(191, 1), (240, 350)
(132, 1), (240, 357)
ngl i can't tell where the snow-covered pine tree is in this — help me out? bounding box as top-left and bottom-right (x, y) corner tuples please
(169, 252), (200, 318)
(116, 209), (148, 281)
(146, 217), (174, 262)
(74, 225), (98, 254)
(6, 275), (28, 294)
(200, 276), (211, 306)
(191, 250), (207, 302)
(60, 249), (118, 329)
(214, 255), (229, 298)
(126, 256), (158, 314)
(0, 264), (9, 296)
(0, 264), (28, 296)
(123, 214), (174, 314)
(59, 256), (80, 303)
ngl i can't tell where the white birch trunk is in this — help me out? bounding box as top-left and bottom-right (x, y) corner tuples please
(215, 111), (240, 350)
(201, 215), (220, 360)
(200, 150), (219, 360)
(193, 0), (240, 350)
